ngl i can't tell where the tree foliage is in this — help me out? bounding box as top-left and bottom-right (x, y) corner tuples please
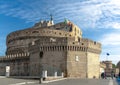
(112, 64), (116, 68)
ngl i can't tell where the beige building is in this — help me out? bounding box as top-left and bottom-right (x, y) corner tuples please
(102, 61), (113, 76)
(0, 17), (101, 78)
(100, 62), (106, 74)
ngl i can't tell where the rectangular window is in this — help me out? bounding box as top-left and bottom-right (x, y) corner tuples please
(75, 56), (79, 61)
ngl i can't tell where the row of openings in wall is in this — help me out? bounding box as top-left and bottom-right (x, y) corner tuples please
(31, 30), (72, 37)
(7, 33), (72, 45)
(39, 46), (86, 51)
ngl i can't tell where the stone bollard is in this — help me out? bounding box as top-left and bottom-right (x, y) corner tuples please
(54, 71), (57, 78)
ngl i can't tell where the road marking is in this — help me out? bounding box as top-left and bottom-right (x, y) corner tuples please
(43, 78), (67, 83)
(109, 79), (113, 85)
(9, 82), (26, 85)
(9, 81), (35, 85)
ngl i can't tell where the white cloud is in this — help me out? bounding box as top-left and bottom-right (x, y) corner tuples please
(109, 0), (120, 6)
(1, 0), (120, 29)
(54, 0), (120, 29)
(112, 22), (120, 29)
(99, 32), (120, 64)
(100, 33), (120, 46)
(83, 0), (120, 29)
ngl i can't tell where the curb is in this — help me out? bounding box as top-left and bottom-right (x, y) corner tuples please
(43, 78), (67, 83)
(0, 76), (6, 78)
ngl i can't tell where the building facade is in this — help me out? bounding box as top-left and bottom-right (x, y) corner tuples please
(100, 62), (106, 74)
(0, 18), (101, 78)
(102, 61), (113, 77)
(117, 61), (120, 74)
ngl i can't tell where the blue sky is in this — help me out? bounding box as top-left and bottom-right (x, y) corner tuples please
(0, 0), (120, 64)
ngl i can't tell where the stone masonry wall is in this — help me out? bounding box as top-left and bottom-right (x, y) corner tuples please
(30, 50), (66, 77)
(0, 61), (7, 76)
(87, 52), (100, 78)
(67, 51), (87, 78)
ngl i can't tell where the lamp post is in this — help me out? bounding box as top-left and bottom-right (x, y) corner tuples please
(106, 53), (110, 61)
(39, 51), (43, 84)
(39, 58), (42, 84)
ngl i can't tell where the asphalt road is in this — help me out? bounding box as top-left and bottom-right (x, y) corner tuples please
(0, 77), (120, 85)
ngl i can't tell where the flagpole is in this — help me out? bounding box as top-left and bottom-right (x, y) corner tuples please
(106, 55), (108, 61)
(106, 53), (110, 61)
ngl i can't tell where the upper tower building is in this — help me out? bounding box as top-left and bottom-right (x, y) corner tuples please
(6, 17), (82, 55)
(34, 14), (54, 28)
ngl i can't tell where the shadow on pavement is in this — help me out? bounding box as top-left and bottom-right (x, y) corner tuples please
(116, 78), (120, 85)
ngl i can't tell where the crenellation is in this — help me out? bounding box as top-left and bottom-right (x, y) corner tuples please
(29, 41), (90, 52)
(87, 39), (101, 48)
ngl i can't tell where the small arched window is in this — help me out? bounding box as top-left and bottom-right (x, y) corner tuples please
(59, 33), (62, 35)
(32, 31), (39, 33)
(39, 51), (43, 59)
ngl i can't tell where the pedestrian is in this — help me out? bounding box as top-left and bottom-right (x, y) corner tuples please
(104, 72), (107, 79)
(101, 72), (104, 79)
(114, 74), (116, 78)
(119, 72), (120, 78)
(117, 72), (120, 80)
(111, 71), (114, 79)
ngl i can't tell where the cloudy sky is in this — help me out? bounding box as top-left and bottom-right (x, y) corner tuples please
(0, 0), (120, 64)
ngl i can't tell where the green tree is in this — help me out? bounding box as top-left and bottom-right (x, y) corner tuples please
(112, 64), (116, 68)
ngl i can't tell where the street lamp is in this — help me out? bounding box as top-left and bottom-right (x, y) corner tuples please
(106, 53), (110, 61)
(39, 51), (43, 84)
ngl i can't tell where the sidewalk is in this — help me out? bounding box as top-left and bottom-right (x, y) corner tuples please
(27, 78), (67, 85)
(0, 76), (6, 78)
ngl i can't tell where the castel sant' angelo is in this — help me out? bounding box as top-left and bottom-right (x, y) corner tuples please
(0, 16), (101, 79)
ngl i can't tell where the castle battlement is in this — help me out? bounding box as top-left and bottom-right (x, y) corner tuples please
(79, 38), (101, 49)
(0, 52), (30, 62)
(27, 36), (101, 54)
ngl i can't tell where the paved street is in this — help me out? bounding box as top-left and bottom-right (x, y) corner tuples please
(0, 77), (120, 85)
(40, 78), (120, 85)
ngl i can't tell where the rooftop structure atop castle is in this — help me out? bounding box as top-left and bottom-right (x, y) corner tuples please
(34, 15), (54, 27)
